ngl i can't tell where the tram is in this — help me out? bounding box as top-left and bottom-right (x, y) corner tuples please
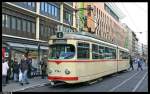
(47, 32), (129, 84)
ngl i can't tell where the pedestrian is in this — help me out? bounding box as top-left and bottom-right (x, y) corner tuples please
(40, 58), (47, 79)
(129, 56), (134, 70)
(6, 59), (11, 84)
(27, 57), (32, 78)
(137, 58), (143, 71)
(2, 59), (9, 86)
(19, 55), (30, 86)
(13, 58), (19, 82)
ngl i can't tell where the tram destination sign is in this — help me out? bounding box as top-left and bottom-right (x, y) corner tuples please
(53, 39), (67, 44)
(56, 32), (63, 38)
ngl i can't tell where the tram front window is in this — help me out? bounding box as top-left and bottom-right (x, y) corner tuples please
(49, 44), (75, 59)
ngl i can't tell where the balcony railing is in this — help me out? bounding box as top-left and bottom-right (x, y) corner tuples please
(11, 2), (36, 12)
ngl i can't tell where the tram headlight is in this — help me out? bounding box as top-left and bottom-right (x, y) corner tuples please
(48, 69), (53, 74)
(65, 69), (70, 75)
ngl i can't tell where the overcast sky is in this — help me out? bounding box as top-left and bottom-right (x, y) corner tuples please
(115, 2), (148, 45)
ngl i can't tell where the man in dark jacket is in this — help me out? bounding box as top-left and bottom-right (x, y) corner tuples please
(40, 58), (47, 79)
(129, 56), (134, 70)
(13, 59), (19, 82)
(19, 55), (29, 86)
(27, 58), (32, 78)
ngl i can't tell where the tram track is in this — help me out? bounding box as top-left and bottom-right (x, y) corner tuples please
(20, 68), (147, 92)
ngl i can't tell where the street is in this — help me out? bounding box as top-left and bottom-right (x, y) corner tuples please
(20, 65), (148, 92)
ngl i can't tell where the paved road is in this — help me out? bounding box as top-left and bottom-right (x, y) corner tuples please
(20, 65), (148, 92)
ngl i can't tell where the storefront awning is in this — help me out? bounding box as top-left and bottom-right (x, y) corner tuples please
(6, 42), (48, 50)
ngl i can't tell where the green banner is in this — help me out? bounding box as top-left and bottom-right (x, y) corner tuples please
(78, 2), (84, 30)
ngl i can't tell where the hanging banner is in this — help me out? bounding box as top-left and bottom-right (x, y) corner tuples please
(5, 47), (10, 57)
(2, 48), (5, 58)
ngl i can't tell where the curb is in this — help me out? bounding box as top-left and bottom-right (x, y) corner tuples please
(13, 82), (50, 92)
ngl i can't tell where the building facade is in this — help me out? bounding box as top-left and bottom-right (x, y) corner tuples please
(2, 2), (75, 75)
(122, 23), (133, 54)
(131, 31), (139, 57)
(75, 2), (128, 48)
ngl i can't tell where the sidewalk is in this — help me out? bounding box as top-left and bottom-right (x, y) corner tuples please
(2, 76), (50, 92)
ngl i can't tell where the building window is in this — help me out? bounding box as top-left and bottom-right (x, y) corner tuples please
(27, 2), (32, 6)
(41, 2), (45, 12)
(5, 15), (11, 28)
(32, 22), (35, 33)
(27, 21), (31, 32)
(48, 27), (51, 36)
(11, 16), (16, 30)
(22, 19), (27, 32)
(54, 7), (57, 17)
(51, 5), (54, 16)
(64, 10), (72, 25)
(45, 2), (48, 13)
(77, 42), (90, 59)
(48, 4), (51, 15)
(40, 25), (44, 36)
(17, 18), (21, 31)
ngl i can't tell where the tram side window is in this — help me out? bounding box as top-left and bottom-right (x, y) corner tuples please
(77, 42), (90, 59)
(119, 51), (129, 59)
(99, 46), (105, 59)
(104, 47), (115, 59)
(112, 49), (116, 59)
(92, 44), (99, 59)
(104, 47), (111, 59)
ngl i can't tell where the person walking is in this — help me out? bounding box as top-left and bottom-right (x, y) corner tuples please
(13, 58), (19, 82)
(137, 58), (143, 71)
(19, 55), (30, 86)
(2, 59), (9, 86)
(129, 56), (134, 70)
(40, 58), (47, 79)
(27, 57), (32, 79)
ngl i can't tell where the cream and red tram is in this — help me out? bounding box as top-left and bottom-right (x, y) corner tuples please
(47, 32), (129, 84)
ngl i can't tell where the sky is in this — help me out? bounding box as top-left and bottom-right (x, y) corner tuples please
(115, 2), (148, 45)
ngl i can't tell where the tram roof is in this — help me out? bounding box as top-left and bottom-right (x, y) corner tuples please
(50, 32), (129, 52)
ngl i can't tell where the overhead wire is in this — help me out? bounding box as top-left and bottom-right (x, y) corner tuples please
(121, 3), (140, 33)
